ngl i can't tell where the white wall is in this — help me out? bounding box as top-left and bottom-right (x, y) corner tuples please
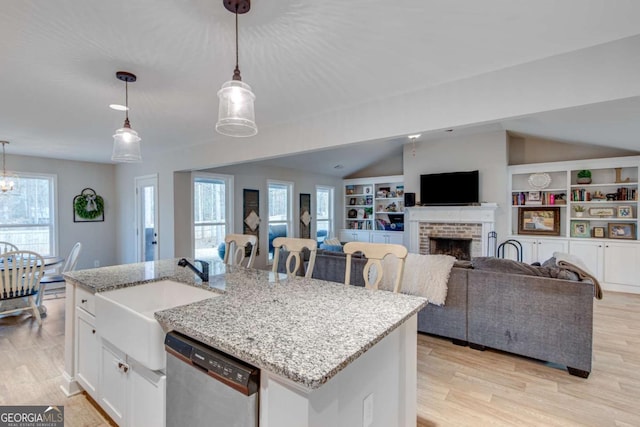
(113, 35), (640, 264)
(403, 131), (509, 243)
(7, 154), (117, 269)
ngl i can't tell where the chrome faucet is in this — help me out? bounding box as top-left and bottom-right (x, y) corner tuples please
(177, 258), (209, 282)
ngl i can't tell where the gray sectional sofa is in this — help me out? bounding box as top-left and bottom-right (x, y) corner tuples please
(308, 250), (595, 378)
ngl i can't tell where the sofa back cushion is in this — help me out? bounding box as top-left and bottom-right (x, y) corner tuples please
(312, 250), (367, 286)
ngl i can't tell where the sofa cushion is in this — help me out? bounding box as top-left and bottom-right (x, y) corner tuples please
(471, 257), (580, 281)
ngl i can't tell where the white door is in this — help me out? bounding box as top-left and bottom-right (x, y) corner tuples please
(135, 175), (159, 262)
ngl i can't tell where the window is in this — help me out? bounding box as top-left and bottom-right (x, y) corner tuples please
(193, 173), (233, 259)
(0, 173), (57, 256)
(268, 180), (293, 261)
(316, 186), (334, 243)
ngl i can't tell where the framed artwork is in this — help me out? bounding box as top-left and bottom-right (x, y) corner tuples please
(518, 207), (561, 236)
(571, 221), (590, 238)
(588, 207), (614, 217)
(299, 193), (311, 239)
(73, 188), (105, 222)
(349, 197), (356, 205)
(592, 226), (606, 238)
(243, 189), (260, 255)
(527, 191), (541, 202)
(617, 205), (632, 218)
(608, 223), (636, 240)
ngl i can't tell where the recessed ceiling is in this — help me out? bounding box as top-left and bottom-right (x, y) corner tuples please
(0, 0), (639, 164)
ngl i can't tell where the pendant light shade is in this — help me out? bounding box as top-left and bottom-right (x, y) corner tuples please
(216, 0), (257, 137)
(112, 71), (142, 162)
(216, 80), (257, 137)
(0, 141), (17, 193)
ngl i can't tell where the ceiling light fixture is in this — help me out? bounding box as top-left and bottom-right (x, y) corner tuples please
(215, 0), (257, 137)
(111, 71), (142, 163)
(0, 141), (17, 193)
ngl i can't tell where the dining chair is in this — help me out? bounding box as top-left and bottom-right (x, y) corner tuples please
(343, 242), (408, 292)
(0, 250), (45, 325)
(0, 241), (19, 255)
(39, 242), (82, 299)
(272, 237), (317, 278)
(223, 234), (257, 268)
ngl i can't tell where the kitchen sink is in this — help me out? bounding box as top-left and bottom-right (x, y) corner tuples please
(95, 280), (219, 371)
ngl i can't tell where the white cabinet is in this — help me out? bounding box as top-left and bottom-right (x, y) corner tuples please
(371, 231), (404, 245)
(128, 359), (166, 427)
(99, 339), (166, 427)
(603, 241), (640, 288)
(100, 340), (128, 426)
(339, 230), (371, 243)
(569, 240), (604, 281)
(75, 307), (99, 400)
(516, 237), (568, 264)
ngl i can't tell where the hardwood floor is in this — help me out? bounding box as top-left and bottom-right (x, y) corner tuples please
(1, 291), (639, 426)
(417, 291), (640, 426)
(0, 294), (111, 426)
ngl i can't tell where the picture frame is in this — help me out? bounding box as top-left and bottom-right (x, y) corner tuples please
(349, 197), (356, 205)
(592, 226), (606, 238)
(617, 205), (632, 218)
(571, 221), (590, 238)
(527, 191), (541, 201)
(299, 193), (311, 239)
(588, 207), (615, 217)
(518, 207), (561, 236)
(608, 223), (636, 240)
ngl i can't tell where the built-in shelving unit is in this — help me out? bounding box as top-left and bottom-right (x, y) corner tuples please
(507, 156), (640, 294)
(341, 175), (404, 244)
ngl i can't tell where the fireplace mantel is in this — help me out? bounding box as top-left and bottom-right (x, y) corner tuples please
(404, 204), (498, 255)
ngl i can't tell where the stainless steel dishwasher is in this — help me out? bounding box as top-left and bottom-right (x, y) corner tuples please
(164, 331), (260, 427)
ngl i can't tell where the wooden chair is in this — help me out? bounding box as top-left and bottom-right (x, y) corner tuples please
(0, 250), (45, 325)
(343, 242), (408, 292)
(223, 234), (257, 268)
(272, 237), (317, 278)
(0, 241), (19, 254)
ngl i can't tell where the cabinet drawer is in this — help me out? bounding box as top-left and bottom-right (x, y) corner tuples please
(76, 286), (95, 315)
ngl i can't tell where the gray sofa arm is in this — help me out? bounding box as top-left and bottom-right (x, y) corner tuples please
(467, 269), (593, 376)
(417, 267), (468, 342)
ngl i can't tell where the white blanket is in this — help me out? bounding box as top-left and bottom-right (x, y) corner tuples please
(381, 253), (456, 305)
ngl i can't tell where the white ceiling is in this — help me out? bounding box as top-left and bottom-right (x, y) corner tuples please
(1, 0), (639, 168)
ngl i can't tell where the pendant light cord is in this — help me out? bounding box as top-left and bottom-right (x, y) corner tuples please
(125, 81), (129, 122)
(235, 7), (239, 71)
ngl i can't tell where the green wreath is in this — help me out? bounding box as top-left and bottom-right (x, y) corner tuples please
(74, 192), (104, 219)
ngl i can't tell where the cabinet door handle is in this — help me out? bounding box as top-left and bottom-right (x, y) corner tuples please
(81, 299), (88, 303)
(92, 329), (96, 334)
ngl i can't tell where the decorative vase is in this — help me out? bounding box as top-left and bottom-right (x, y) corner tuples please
(577, 177), (591, 184)
(575, 212), (584, 218)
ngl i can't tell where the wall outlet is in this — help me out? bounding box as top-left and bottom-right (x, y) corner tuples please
(363, 393), (373, 427)
(94, 260), (100, 267)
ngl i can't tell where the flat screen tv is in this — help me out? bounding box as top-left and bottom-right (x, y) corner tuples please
(420, 170), (479, 206)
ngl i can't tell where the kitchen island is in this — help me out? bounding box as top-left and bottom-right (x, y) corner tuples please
(62, 258), (427, 427)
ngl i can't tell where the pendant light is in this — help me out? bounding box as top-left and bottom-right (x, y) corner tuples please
(0, 141), (17, 193)
(112, 71), (142, 162)
(216, 0), (257, 137)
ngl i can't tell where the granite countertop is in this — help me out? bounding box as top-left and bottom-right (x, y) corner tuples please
(65, 259), (427, 390)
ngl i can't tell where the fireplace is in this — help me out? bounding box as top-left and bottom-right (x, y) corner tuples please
(430, 237), (472, 260)
(405, 205), (497, 258)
